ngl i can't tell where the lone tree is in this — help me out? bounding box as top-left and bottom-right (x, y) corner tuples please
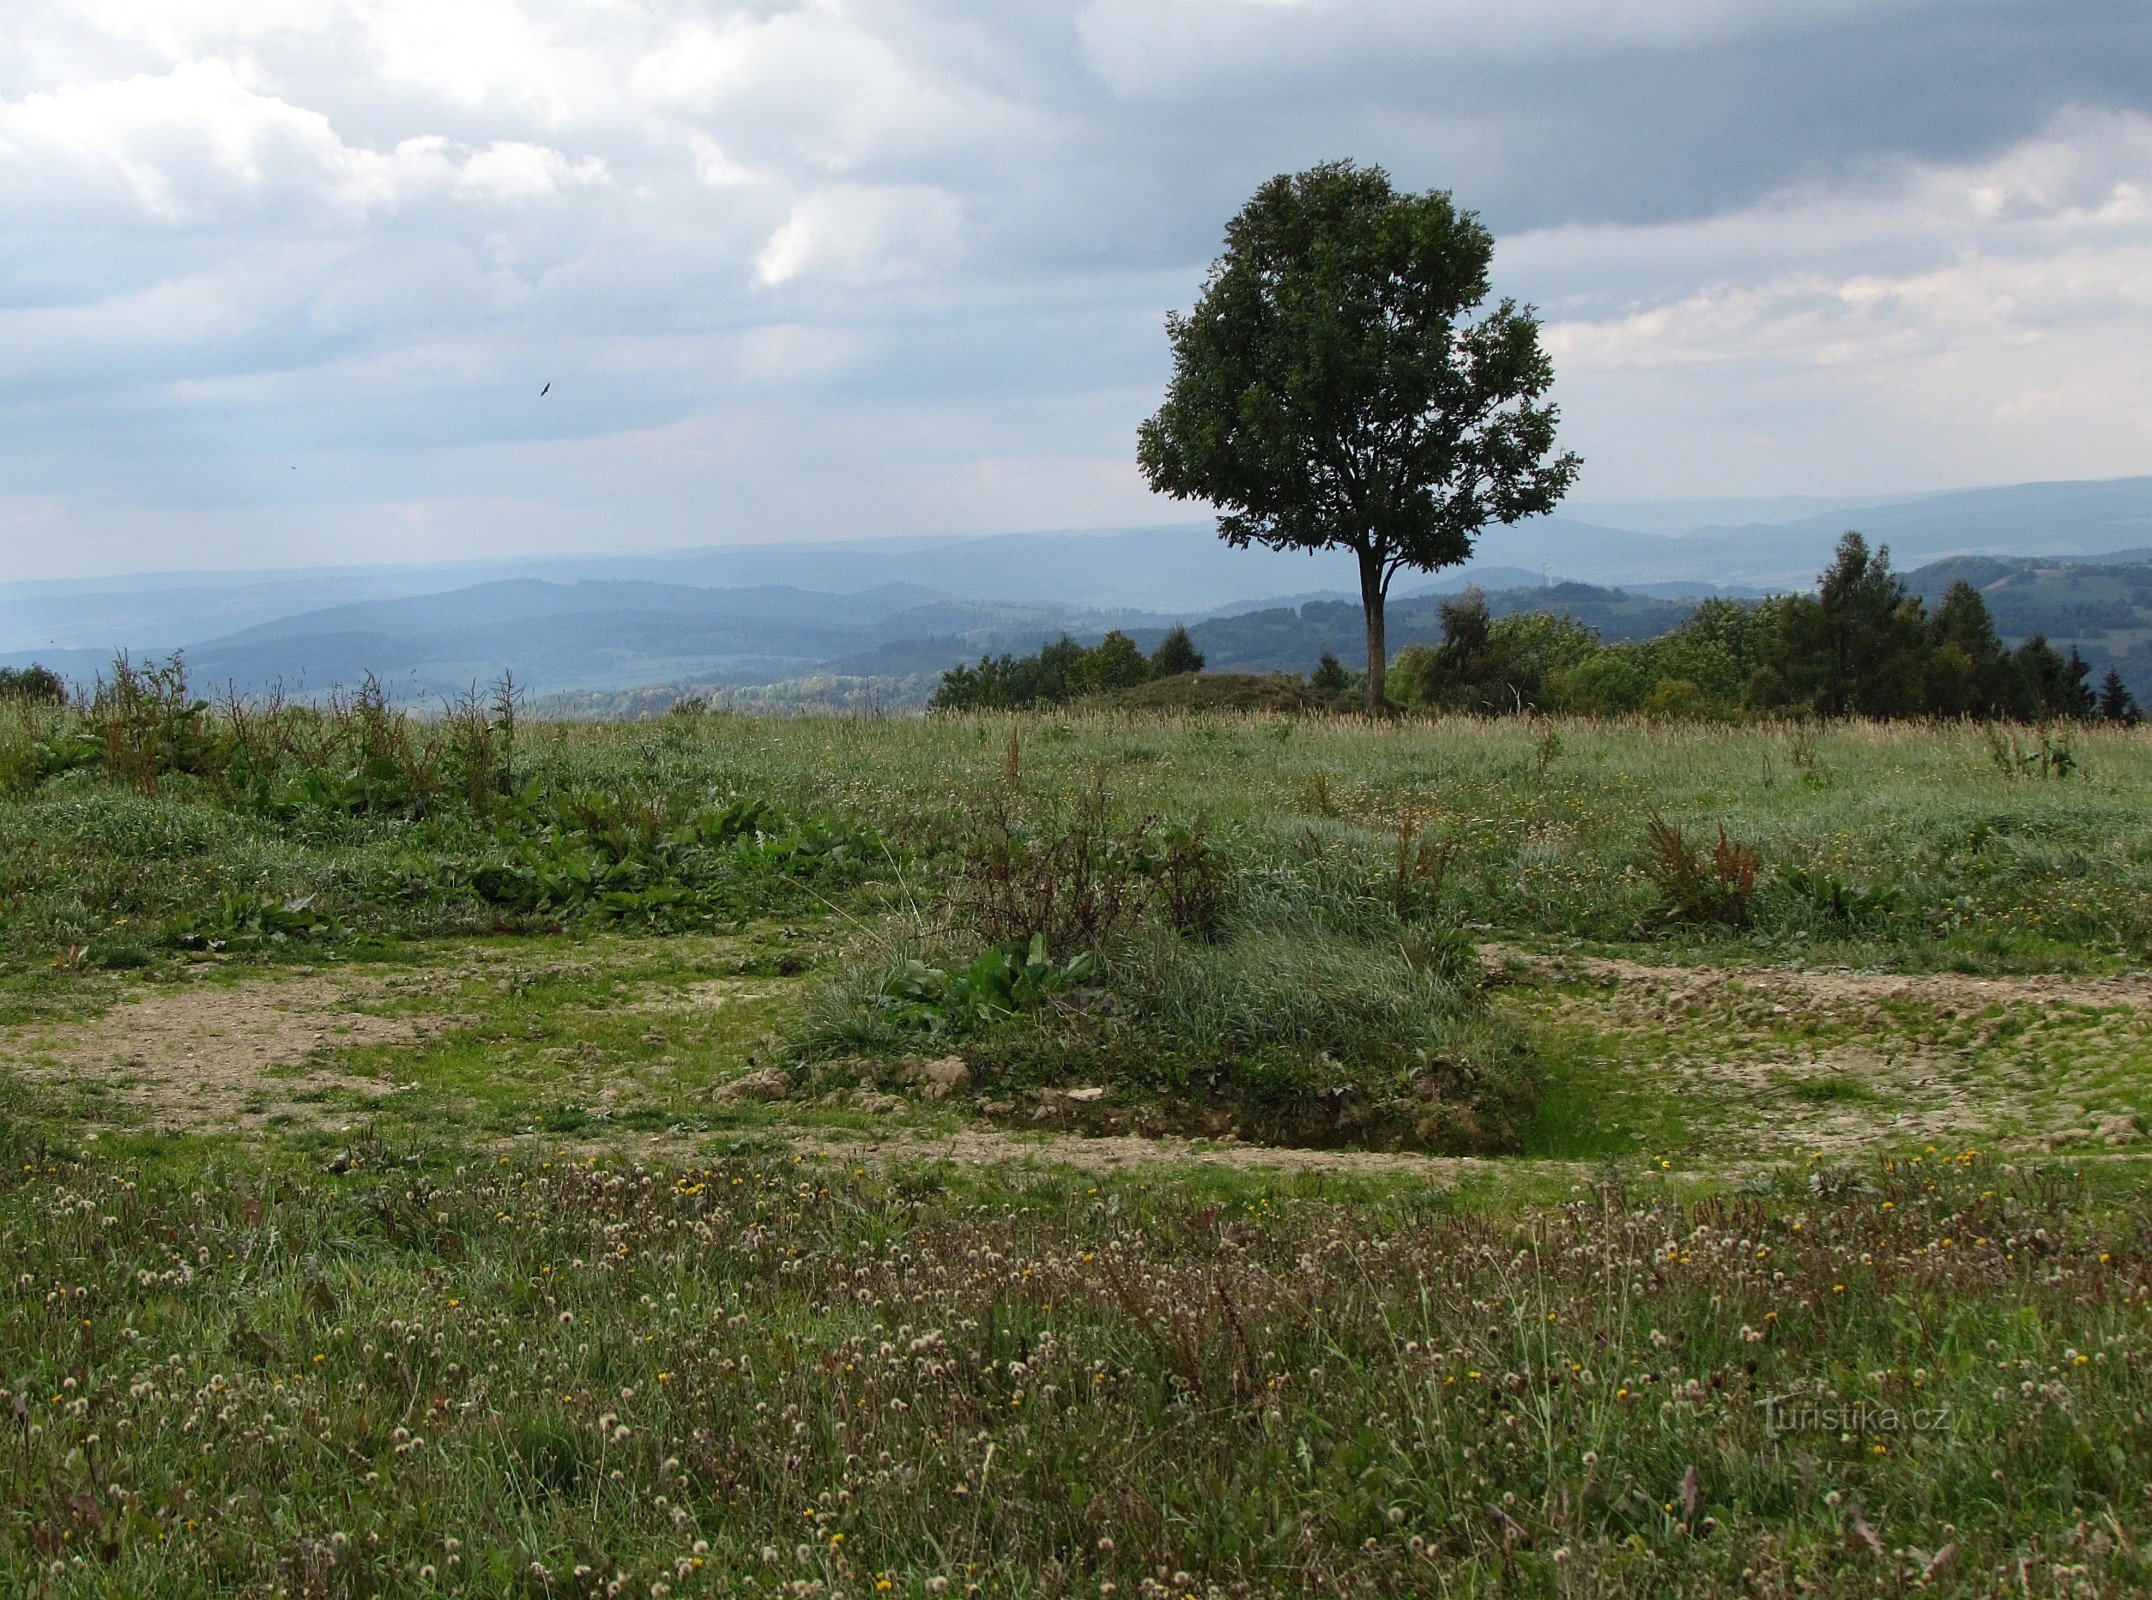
(1138, 160), (1579, 710)
(1150, 625), (1205, 677)
(2099, 666), (2140, 725)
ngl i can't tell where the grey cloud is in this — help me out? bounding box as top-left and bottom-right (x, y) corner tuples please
(0, 0), (2145, 579)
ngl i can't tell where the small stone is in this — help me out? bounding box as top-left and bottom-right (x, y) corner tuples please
(1063, 1086), (1108, 1103)
(711, 1066), (793, 1104)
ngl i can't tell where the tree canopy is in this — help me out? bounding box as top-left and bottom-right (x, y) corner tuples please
(1137, 159), (1579, 710)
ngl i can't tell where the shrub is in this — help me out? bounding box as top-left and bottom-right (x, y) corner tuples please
(1151, 819), (1228, 938)
(801, 812), (1527, 1152)
(89, 653), (210, 793)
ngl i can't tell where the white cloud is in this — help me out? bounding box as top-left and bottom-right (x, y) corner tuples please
(755, 183), (964, 286)
(0, 59), (362, 222)
(687, 131), (753, 189)
(633, 6), (1033, 174)
(454, 139), (608, 200)
(0, 58), (609, 224)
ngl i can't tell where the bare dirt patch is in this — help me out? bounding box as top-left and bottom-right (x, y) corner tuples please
(622, 979), (771, 1014)
(4, 970), (427, 1133)
(0, 934), (764, 1135)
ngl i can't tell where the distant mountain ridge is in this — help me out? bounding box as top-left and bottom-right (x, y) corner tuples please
(6, 475), (2152, 700)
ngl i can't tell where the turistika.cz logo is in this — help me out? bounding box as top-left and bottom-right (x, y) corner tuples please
(1759, 1395), (1954, 1436)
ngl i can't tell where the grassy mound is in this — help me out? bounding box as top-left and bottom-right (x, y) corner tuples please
(793, 809), (1535, 1151)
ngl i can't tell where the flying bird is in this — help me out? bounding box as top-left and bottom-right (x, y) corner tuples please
(539, 382), (551, 397)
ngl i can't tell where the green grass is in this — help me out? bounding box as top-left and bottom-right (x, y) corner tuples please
(1783, 1075), (1884, 1105)
(1, 1103), (2148, 1597)
(6, 703), (2150, 972)
(1, 705), (2150, 1594)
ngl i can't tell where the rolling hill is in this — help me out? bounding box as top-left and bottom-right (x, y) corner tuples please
(8, 476), (2152, 703)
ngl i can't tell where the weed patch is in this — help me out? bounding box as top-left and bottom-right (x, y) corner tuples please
(1644, 809), (1762, 926)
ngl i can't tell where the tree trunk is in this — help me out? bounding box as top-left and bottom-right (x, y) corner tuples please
(1358, 550), (1387, 714)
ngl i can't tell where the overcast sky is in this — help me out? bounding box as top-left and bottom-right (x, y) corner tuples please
(1, 0), (2148, 580)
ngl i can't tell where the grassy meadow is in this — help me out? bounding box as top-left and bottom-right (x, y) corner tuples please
(1, 687), (2150, 1595)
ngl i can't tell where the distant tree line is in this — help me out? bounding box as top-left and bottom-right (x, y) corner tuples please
(935, 534), (2141, 724)
(932, 626), (1204, 711)
(1397, 533), (2136, 723)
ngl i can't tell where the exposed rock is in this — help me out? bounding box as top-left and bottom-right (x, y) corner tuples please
(901, 1055), (972, 1102)
(1063, 1086), (1108, 1103)
(711, 1066), (793, 1104)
